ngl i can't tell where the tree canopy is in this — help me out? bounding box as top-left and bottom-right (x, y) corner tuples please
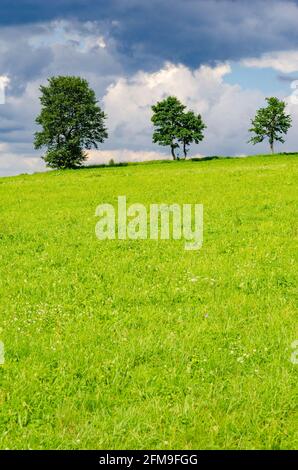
(249, 97), (292, 154)
(151, 96), (206, 159)
(178, 110), (206, 158)
(34, 76), (108, 169)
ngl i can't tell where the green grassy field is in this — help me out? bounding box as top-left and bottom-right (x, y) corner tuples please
(0, 154), (297, 449)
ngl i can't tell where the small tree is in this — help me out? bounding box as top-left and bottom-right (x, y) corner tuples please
(34, 76), (108, 169)
(151, 96), (185, 160)
(249, 97), (292, 154)
(177, 111), (206, 158)
(151, 96), (206, 159)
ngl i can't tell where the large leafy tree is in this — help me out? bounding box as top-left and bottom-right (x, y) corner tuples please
(151, 96), (206, 159)
(34, 76), (108, 169)
(249, 97), (292, 154)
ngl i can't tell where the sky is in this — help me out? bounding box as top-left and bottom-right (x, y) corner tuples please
(1, 0), (298, 175)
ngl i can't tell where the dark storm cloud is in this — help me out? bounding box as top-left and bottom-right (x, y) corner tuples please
(0, 20), (123, 95)
(1, 1), (298, 69)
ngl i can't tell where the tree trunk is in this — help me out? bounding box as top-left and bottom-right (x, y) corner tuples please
(183, 141), (187, 159)
(170, 145), (176, 160)
(270, 141), (274, 154)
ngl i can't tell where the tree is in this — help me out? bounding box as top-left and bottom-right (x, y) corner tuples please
(249, 97), (292, 154)
(151, 96), (185, 160)
(177, 111), (206, 158)
(34, 76), (108, 169)
(151, 96), (206, 160)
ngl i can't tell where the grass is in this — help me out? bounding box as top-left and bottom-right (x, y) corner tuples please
(0, 154), (297, 449)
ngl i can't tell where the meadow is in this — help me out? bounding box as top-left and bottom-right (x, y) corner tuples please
(0, 154), (297, 449)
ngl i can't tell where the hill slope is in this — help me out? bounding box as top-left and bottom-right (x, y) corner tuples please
(0, 155), (297, 449)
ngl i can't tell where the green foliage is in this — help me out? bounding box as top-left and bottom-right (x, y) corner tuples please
(178, 111), (206, 158)
(151, 96), (185, 160)
(151, 96), (206, 159)
(42, 142), (85, 170)
(34, 76), (108, 169)
(0, 155), (297, 449)
(249, 97), (292, 154)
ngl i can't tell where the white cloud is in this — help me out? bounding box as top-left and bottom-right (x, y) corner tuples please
(102, 62), (266, 157)
(0, 75), (9, 104)
(242, 50), (298, 73)
(0, 142), (45, 176)
(0, 75), (10, 86)
(29, 20), (108, 52)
